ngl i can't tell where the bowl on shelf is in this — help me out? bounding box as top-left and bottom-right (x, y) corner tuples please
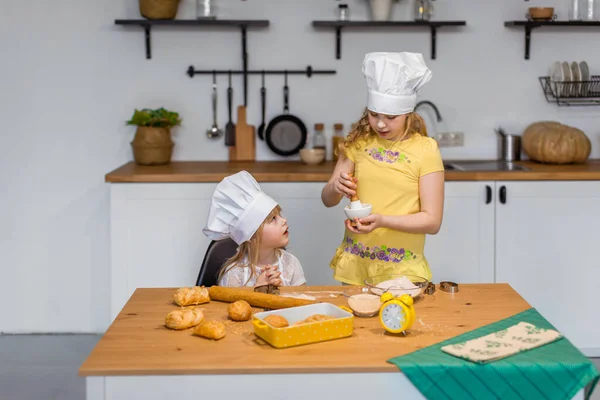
(299, 148), (326, 165)
(527, 7), (556, 20)
(364, 274), (429, 298)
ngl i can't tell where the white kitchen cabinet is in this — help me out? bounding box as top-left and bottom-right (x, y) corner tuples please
(425, 182), (495, 284)
(495, 181), (600, 356)
(110, 183), (217, 321)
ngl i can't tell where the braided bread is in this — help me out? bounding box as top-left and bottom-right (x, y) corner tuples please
(173, 286), (210, 306)
(193, 320), (226, 340)
(165, 307), (204, 330)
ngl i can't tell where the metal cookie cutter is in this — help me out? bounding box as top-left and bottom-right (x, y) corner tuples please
(439, 281), (459, 293)
(254, 284), (280, 295)
(254, 284), (280, 311)
(425, 282), (436, 295)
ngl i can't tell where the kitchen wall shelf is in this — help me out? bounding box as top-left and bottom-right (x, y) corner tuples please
(311, 20), (467, 60)
(114, 19), (269, 60)
(504, 20), (600, 60)
(539, 75), (600, 106)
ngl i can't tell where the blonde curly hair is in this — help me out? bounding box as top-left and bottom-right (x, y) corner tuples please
(336, 109), (428, 159)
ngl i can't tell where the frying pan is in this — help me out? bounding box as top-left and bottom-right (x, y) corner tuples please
(265, 71), (307, 156)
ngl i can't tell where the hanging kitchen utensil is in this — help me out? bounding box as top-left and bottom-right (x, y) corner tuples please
(265, 71), (307, 156)
(257, 71), (267, 140)
(231, 105), (256, 161)
(224, 70), (235, 146)
(207, 71), (223, 139)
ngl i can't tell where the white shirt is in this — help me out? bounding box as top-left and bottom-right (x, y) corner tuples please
(218, 250), (306, 287)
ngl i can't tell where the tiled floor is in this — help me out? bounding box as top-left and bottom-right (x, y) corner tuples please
(0, 334), (598, 400)
(0, 334), (100, 400)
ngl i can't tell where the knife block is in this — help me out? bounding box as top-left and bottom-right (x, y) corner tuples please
(228, 106), (256, 161)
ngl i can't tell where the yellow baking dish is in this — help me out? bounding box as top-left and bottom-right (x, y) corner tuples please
(252, 303), (354, 348)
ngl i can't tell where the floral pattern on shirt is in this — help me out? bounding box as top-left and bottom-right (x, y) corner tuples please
(343, 237), (417, 263)
(364, 147), (411, 164)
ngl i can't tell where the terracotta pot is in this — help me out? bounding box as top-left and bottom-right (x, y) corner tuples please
(528, 7), (555, 20)
(131, 127), (174, 166)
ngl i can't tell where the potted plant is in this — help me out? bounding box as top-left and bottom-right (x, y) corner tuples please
(126, 108), (182, 166)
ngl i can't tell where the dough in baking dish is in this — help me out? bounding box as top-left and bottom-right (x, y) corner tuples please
(293, 314), (334, 326)
(263, 314), (289, 328)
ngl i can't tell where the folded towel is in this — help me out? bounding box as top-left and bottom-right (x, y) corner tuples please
(441, 321), (563, 363)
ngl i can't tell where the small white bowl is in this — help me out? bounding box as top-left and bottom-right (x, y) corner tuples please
(347, 293), (381, 317)
(299, 148), (326, 165)
(344, 203), (372, 221)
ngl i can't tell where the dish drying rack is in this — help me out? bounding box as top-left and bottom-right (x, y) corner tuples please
(539, 75), (600, 106)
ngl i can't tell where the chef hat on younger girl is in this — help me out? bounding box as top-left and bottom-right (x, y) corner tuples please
(202, 170), (279, 245)
(362, 52), (433, 116)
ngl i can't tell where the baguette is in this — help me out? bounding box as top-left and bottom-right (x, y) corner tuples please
(208, 286), (316, 309)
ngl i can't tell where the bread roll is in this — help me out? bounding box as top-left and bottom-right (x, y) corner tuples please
(263, 314), (289, 328)
(193, 320), (226, 340)
(165, 307), (204, 330)
(173, 286), (210, 306)
(227, 300), (252, 321)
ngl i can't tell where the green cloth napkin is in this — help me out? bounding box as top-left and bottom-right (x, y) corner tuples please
(388, 308), (599, 400)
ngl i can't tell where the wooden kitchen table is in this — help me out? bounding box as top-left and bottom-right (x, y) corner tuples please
(79, 285), (585, 400)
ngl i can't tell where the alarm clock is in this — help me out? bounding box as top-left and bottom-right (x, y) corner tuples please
(379, 292), (416, 334)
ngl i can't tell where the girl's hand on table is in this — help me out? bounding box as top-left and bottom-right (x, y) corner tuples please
(345, 214), (383, 234)
(334, 172), (357, 199)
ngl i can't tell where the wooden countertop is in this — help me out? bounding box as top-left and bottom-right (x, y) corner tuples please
(105, 160), (600, 182)
(79, 284), (530, 376)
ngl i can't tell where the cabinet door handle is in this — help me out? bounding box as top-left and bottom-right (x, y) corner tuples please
(499, 186), (507, 204)
(485, 185), (492, 204)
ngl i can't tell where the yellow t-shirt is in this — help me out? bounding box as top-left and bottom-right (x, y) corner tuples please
(329, 133), (444, 285)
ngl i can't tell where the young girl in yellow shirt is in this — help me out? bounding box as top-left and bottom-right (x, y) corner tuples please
(321, 52), (445, 285)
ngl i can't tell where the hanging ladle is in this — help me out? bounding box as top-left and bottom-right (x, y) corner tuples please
(207, 71), (223, 139)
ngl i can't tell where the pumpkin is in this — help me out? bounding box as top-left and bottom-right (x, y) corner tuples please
(522, 121), (591, 164)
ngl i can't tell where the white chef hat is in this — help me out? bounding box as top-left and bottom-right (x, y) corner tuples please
(202, 170), (279, 245)
(362, 52), (433, 115)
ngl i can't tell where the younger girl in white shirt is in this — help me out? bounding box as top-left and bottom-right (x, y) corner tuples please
(203, 171), (306, 288)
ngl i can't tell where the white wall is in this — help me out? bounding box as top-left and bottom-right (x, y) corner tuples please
(1, 0), (600, 333)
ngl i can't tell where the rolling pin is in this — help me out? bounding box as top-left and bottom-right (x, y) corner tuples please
(208, 286), (316, 309)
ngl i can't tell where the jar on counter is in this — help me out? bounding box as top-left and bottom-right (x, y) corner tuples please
(313, 123), (326, 151)
(332, 123), (344, 161)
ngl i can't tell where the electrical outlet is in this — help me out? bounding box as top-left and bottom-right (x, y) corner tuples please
(435, 132), (464, 147)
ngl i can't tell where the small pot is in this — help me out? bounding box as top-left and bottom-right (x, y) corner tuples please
(368, 0), (395, 21)
(139, 0), (181, 20)
(527, 7), (555, 20)
(131, 127), (174, 166)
